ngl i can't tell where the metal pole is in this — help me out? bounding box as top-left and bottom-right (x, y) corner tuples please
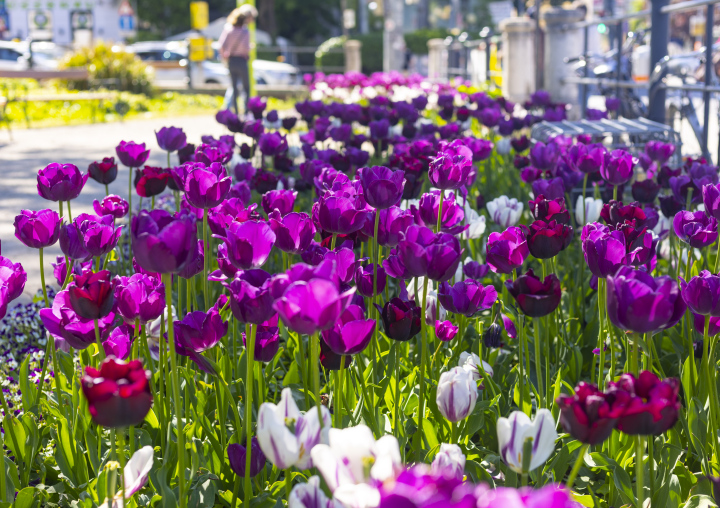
(648, 0), (669, 123)
(702, 4), (713, 160)
(615, 21), (622, 101)
(604, 0), (615, 44)
(582, 24), (589, 118)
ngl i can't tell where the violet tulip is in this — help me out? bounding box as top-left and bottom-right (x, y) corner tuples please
(88, 157), (118, 185)
(0, 256), (26, 319)
(417, 190), (465, 233)
(556, 382), (629, 445)
(632, 180), (661, 204)
(72, 213), (123, 258)
(505, 269), (561, 318)
(215, 220), (276, 271)
(103, 324), (133, 360)
(566, 143), (604, 174)
(81, 357), (152, 428)
(131, 210), (198, 274)
(226, 269), (276, 325)
(463, 261), (489, 279)
(703, 182), (720, 220)
(40, 290), (115, 350)
(242, 316), (280, 362)
(581, 223), (627, 278)
(531, 177), (565, 201)
(268, 210), (316, 255)
(114, 273), (165, 325)
(377, 298), (422, 342)
(178, 240), (204, 280)
(228, 439), (266, 478)
(398, 225), (462, 282)
(174, 307), (228, 374)
(359, 166), (405, 209)
(317, 195), (370, 235)
(438, 279), (497, 317)
(486, 226), (529, 274)
(321, 304), (375, 355)
(529, 141), (560, 170)
(645, 140), (675, 164)
(606, 266), (686, 334)
(355, 263), (386, 297)
(673, 210), (718, 248)
(609, 371), (681, 435)
(680, 270), (720, 316)
(435, 320), (459, 342)
(262, 189), (297, 216)
(207, 198), (259, 235)
(273, 278), (355, 335)
(428, 144), (473, 191)
(116, 141), (150, 168)
(184, 162), (232, 209)
(37, 162), (88, 202)
(600, 149), (634, 186)
(93, 195), (129, 219)
(155, 126), (187, 152)
(14, 209), (62, 249)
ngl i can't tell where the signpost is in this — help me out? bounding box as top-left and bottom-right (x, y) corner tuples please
(190, 1), (209, 30)
(118, 0), (136, 37)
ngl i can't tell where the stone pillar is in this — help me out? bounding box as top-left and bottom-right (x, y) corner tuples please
(542, 7), (585, 119)
(383, 0), (405, 72)
(344, 40), (362, 73)
(427, 38), (447, 81)
(499, 17), (535, 103)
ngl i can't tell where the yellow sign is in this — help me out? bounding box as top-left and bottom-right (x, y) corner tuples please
(190, 1), (209, 30)
(189, 36), (212, 62)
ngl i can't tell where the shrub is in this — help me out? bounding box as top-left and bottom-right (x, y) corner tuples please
(60, 42), (154, 95)
(404, 28), (451, 55)
(352, 32), (383, 74)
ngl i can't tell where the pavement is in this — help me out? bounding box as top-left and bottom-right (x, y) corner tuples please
(0, 114), (227, 298)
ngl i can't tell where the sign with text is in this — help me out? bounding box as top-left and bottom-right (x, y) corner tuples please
(190, 1), (209, 30)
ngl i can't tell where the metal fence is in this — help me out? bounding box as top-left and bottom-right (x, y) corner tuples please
(560, 0), (720, 162)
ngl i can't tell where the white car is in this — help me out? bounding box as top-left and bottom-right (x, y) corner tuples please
(0, 41), (63, 71)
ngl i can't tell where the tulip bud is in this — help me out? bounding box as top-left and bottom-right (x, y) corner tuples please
(228, 439), (266, 478)
(436, 367), (478, 422)
(431, 443), (466, 479)
(483, 323), (502, 348)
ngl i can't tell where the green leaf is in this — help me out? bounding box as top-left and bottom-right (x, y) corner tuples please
(18, 357), (37, 413)
(612, 464), (635, 506)
(684, 495), (719, 508)
(188, 475), (217, 508)
(421, 417), (439, 452)
(14, 487), (40, 508)
(2, 415), (27, 463)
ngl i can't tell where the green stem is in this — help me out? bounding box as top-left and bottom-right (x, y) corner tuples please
(244, 323), (256, 508)
(203, 211), (210, 310)
(436, 193), (444, 232)
(534, 317), (544, 408)
(105, 183), (109, 196)
(566, 443), (589, 490)
(310, 332), (324, 427)
(597, 278), (606, 390)
(164, 274), (186, 508)
(414, 278), (429, 461)
(393, 343), (400, 437)
(0, 384), (24, 485)
(39, 248), (48, 307)
(94, 319), (105, 362)
(67, 200), (73, 222)
(285, 468), (292, 502)
(636, 436), (644, 508)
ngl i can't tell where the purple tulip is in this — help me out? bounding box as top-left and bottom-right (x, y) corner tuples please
(226, 269), (276, 325)
(694, 314), (720, 336)
(645, 140), (675, 164)
(631, 179), (661, 203)
(248, 96), (267, 119)
(178, 240), (204, 280)
(114, 273), (165, 325)
(214, 220), (275, 271)
(228, 439), (266, 478)
(600, 200), (645, 227)
(566, 143), (605, 174)
(703, 183), (720, 221)
(525, 220), (574, 259)
(354, 263), (386, 297)
(529, 141), (560, 170)
(207, 198), (259, 236)
(531, 177), (565, 201)
(689, 162), (719, 191)
(14, 209), (62, 249)
(274, 278), (355, 335)
(88, 157), (118, 185)
(680, 270), (720, 316)
(174, 307), (228, 374)
(183, 162), (232, 209)
(317, 195), (370, 235)
(268, 210), (316, 255)
(0, 256), (26, 319)
(417, 191), (465, 234)
(52, 256), (91, 286)
(505, 269), (562, 318)
(600, 149), (634, 186)
(37, 162), (88, 202)
(438, 279), (497, 317)
(320, 304), (375, 355)
(262, 189), (297, 216)
(369, 119), (389, 140)
(364, 207), (414, 247)
(359, 166), (405, 210)
(606, 265), (686, 334)
(435, 320), (459, 342)
(673, 210), (718, 248)
(40, 290), (115, 350)
(258, 132), (288, 156)
(59, 218), (91, 261)
(155, 126), (187, 152)
(429, 141), (474, 191)
(377, 297), (422, 342)
(116, 141), (150, 168)
(301, 241), (328, 266)
(485, 226), (529, 274)
(242, 315), (280, 362)
(196, 142), (233, 165)
(131, 209), (198, 274)
(463, 261), (489, 279)
(93, 194), (129, 219)
(102, 323), (133, 360)
(581, 223), (627, 278)
(66, 213), (123, 259)
(464, 138), (493, 162)
(398, 225), (463, 282)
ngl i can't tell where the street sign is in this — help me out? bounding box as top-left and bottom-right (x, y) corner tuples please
(343, 8), (356, 30)
(119, 15), (134, 31)
(190, 1), (209, 30)
(71, 10), (93, 30)
(118, 0), (136, 35)
(28, 10), (53, 40)
(188, 36), (213, 61)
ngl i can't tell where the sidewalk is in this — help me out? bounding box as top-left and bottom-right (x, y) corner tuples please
(0, 114), (227, 297)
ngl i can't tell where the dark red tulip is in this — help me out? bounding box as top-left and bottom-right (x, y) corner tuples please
(608, 371), (681, 436)
(376, 298), (421, 342)
(556, 382), (630, 445)
(134, 166), (169, 198)
(88, 157), (118, 185)
(525, 220), (574, 259)
(67, 269), (115, 320)
(529, 195), (570, 224)
(505, 269), (561, 318)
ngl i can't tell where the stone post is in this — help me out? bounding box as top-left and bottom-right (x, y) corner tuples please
(427, 38), (447, 81)
(542, 7), (585, 119)
(344, 40), (362, 73)
(499, 17), (535, 103)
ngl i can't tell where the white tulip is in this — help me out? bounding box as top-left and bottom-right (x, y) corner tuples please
(575, 196), (603, 225)
(496, 137), (512, 155)
(486, 196), (523, 227)
(257, 388), (331, 470)
(463, 204), (487, 240)
(436, 367), (478, 422)
(431, 443), (466, 479)
(98, 446), (154, 508)
(497, 409), (558, 474)
(454, 256), (474, 282)
(289, 476), (343, 508)
(310, 425), (402, 508)
(458, 351), (494, 379)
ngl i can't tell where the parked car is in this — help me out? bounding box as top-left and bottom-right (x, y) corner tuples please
(0, 41), (64, 71)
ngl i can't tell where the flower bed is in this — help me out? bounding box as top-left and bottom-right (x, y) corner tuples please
(0, 74), (715, 508)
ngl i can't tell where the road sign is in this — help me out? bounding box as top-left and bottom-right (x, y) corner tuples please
(190, 1), (209, 30)
(28, 10), (53, 40)
(119, 14), (134, 31)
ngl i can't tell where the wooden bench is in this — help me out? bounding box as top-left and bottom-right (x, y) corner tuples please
(0, 68), (89, 80)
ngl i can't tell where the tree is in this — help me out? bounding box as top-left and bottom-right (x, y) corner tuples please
(264, 0), (341, 45)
